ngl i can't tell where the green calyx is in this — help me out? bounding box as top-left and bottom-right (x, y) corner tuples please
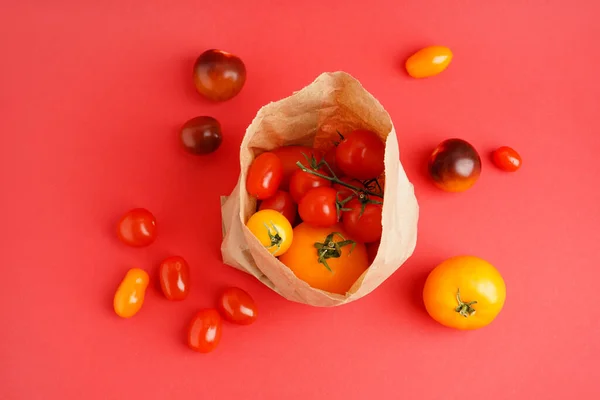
(454, 288), (477, 318)
(263, 222), (283, 254)
(313, 232), (356, 272)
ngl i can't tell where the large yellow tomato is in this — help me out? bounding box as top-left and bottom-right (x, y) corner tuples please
(246, 209), (293, 257)
(279, 223), (369, 295)
(423, 255), (506, 330)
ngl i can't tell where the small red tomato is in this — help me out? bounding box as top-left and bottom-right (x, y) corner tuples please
(335, 130), (385, 180)
(298, 187), (339, 228)
(405, 46), (453, 79)
(259, 190), (297, 222)
(272, 146), (321, 190)
(117, 208), (157, 247)
(332, 176), (364, 202)
(187, 309), (222, 353)
(367, 240), (380, 264)
(289, 168), (332, 203)
(246, 152), (283, 200)
(342, 198), (383, 243)
(159, 256), (190, 301)
(217, 287), (258, 325)
(492, 146), (522, 172)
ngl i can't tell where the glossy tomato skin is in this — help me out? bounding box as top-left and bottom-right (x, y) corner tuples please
(492, 146), (522, 172)
(428, 139), (481, 192)
(193, 49), (246, 101)
(272, 146), (320, 190)
(298, 187), (339, 228)
(279, 223), (369, 295)
(113, 268), (150, 318)
(258, 190), (297, 223)
(423, 256), (506, 330)
(180, 116), (222, 155)
(405, 46), (453, 78)
(246, 152), (283, 200)
(117, 208), (157, 247)
(335, 130), (385, 180)
(246, 209), (293, 256)
(187, 309), (222, 353)
(217, 287), (258, 325)
(342, 199), (383, 243)
(159, 256), (190, 301)
(289, 168), (331, 203)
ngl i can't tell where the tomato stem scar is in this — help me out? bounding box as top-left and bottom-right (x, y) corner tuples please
(455, 288), (477, 317)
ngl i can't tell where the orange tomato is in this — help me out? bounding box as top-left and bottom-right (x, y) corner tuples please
(279, 223), (368, 295)
(405, 45), (453, 78)
(113, 268), (150, 318)
(423, 256), (506, 330)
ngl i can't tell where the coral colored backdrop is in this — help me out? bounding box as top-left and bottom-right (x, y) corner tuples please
(1, 1), (599, 399)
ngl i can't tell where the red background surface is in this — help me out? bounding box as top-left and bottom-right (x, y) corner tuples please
(2, 1), (599, 399)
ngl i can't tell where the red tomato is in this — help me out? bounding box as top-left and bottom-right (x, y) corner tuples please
(492, 146), (522, 172)
(246, 152), (283, 200)
(367, 240), (380, 264)
(298, 187), (339, 228)
(332, 176), (364, 202)
(117, 208), (157, 247)
(187, 309), (222, 353)
(272, 146), (321, 190)
(323, 146), (344, 177)
(289, 168), (331, 203)
(258, 190), (297, 222)
(335, 130), (385, 180)
(342, 198), (383, 243)
(217, 287), (258, 325)
(159, 256), (190, 301)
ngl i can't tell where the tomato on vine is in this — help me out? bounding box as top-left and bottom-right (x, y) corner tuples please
(298, 187), (340, 228)
(335, 129), (385, 180)
(272, 146), (321, 190)
(289, 167), (331, 203)
(342, 196), (383, 244)
(246, 152), (283, 200)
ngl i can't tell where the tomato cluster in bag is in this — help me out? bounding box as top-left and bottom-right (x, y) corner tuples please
(245, 129), (386, 295)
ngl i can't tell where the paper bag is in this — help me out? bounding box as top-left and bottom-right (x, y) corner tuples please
(220, 71), (419, 307)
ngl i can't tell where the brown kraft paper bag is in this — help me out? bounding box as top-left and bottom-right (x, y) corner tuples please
(220, 71), (419, 307)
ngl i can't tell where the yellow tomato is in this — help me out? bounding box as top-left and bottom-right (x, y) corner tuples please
(423, 256), (506, 330)
(246, 209), (293, 256)
(114, 268), (149, 318)
(279, 223), (368, 295)
(405, 45), (453, 78)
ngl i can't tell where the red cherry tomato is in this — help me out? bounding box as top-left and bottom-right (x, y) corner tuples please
(289, 168), (331, 203)
(159, 256), (190, 301)
(492, 146), (522, 172)
(187, 309), (222, 353)
(367, 240), (380, 264)
(217, 287), (258, 325)
(335, 130), (385, 180)
(272, 146), (321, 190)
(342, 198), (383, 243)
(246, 152), (283, 200)
(259, 190), (297, 223)
(323, 146), (344, 177)
(298, 187), (339, 228)
(117, 208), (157, 247)
(332, 176), (364, 202)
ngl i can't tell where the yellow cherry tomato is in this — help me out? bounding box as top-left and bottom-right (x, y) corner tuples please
(405, 45), (453, 78)
(246, 209), (293, 257)
(423, 256), (506, 330)
(113, 268), (149, 318)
